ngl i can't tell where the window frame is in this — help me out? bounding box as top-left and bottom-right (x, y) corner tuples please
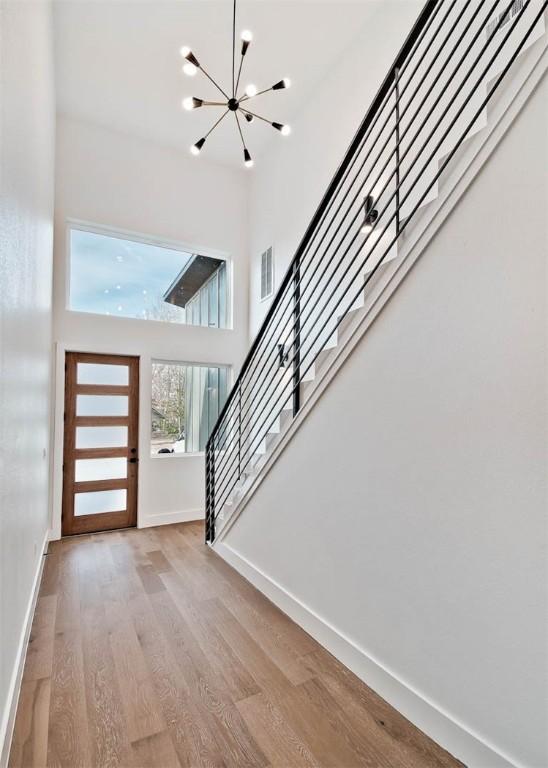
(150, 357), (232, 459)
(65, 219), (233, 329)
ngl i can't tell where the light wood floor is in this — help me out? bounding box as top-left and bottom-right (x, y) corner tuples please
(9, 522), (463, 768)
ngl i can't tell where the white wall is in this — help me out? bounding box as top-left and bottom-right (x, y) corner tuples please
(52, 116), (248, 536)
(247, 0), (422, 338)
(0, 0), (55, 761)
(222, 75), (548, 768)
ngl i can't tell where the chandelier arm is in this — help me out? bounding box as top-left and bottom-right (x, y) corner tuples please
(239, 107), (274, 125)
(235, 52), (245, 97)
(205, 109), (230, 139)
(199, 64), (230, 100)
(202, 100), (228, 107)
(234, 112), (246, 148)
(239, 86), (272, 102)
(232, 0), (236, 97)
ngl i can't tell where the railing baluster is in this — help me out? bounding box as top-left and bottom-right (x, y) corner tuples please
(238, 384), (242, 479)
(209, 442), (216, 542)
(292, 257), (301, 417)
(395, 65), (402, 236)
(205, 442), (211, 542)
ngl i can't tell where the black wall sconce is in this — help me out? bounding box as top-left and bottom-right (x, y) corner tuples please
(361, 195), (378, 234)
(278, 343), (290, 369)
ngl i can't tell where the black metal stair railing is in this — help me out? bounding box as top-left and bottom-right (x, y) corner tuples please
(205, 0), (546, 544)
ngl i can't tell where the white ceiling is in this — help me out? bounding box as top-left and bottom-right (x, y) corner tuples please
(53, 0), (379, 169)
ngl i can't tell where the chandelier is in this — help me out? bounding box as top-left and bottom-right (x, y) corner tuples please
(180, 0), (291, 168)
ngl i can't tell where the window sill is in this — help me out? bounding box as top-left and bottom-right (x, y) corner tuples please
(150, 451), (205, 460)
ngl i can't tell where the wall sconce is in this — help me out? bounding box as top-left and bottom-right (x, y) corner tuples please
(361, 195), (378, 234)
(278, 343), (289, 368)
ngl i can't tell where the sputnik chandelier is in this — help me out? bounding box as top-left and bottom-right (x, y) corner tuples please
(180, 0), (291, 168)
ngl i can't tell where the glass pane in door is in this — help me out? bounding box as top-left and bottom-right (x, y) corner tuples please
(75, 457), (128, 482)
(76, 395), (129, 416)
(76, 426), (128, 449)
(77, 363), (129, 385)
(74, 489), (127, 516)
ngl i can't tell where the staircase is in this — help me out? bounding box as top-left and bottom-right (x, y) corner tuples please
(206, 0), (547, 544)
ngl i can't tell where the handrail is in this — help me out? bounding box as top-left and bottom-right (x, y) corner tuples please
(206, 0), (547, 543)
(208, 0), (440, 441)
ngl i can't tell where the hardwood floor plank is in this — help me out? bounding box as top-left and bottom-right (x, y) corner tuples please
(108, 604), (166, 742)
(200, 598), (294, 704)
(136, 563), (166, 595)
(90, 534), (119, 585)
(53, 550), (81, 635)
(47, 629), (90, 768)
(9, 678), (50, 768)
(293, 675), (405, 767)
(130, 591), (226, 768)
(130, 730), (182, 768)
(145, 549), (174, 574)
(236, 692), (320, 768)
(301, 650), (464, 767)
(221, 591), (314, 686)
(80, 601), (134, 767)
(202, 551), (318, 657)
(161, 571), (261, 703)
(23, 595), (57, 682)
(168, 550), (226, 603)
(38, 549), (60, 598)
(10, 523), (463, 768)
(275, 678), (366, 768)
(150, 589), (269, 768)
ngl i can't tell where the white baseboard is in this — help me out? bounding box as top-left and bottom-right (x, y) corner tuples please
(215, 541), (520, 768)
(0, 530), (49, 768)
(139, 507), (204, 528)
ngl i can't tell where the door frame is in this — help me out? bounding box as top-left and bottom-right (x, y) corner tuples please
(61, 350), (139, 536)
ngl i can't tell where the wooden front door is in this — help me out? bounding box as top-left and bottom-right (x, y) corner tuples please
(62, 352), (139, 535)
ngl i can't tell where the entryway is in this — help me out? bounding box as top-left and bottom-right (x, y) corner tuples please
(62, 351), (139, 535)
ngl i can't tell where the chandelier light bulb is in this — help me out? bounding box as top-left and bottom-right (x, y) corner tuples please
(245, 84), (258, 97)
(244, 148), (254, 168)
(190, 138), (206, 156)
(183, 62), (198, 77)
(241, 30), (252, 56)
(183, 97), (203, 111)
(272, 122), (291, 136)
(360, 223), (373, 234)
(272, 78), (291, 91)
(180, 46), (199, 67)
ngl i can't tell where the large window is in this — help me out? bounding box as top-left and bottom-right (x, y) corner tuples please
(69, 226), (229, 327)
(151, 361), (229, 455)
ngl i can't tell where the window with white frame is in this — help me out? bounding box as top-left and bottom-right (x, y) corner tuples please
(68, 226), (230, 328)
(151, 361), (229, 455)
(260, 246), (274, 301)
